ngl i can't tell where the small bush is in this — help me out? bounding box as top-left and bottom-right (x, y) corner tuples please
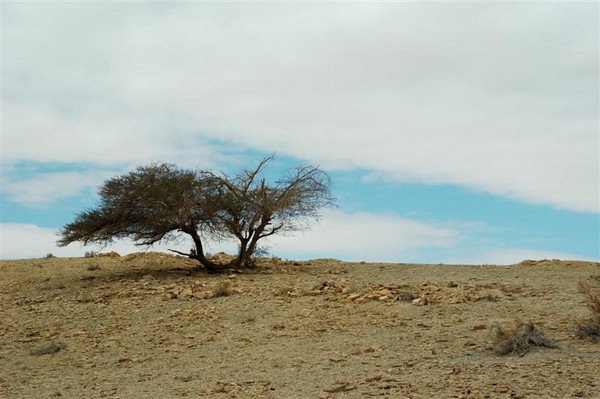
(274, 286), (298, 297)
(480, 293), (500, 302)
(577, 323), (600, 342)
(576, 280), (600, 342)
(45, 253), (55, 259)
(491, 320), (558, 356)
(210, 281), (233, 298)
(84, 251), (98, 258)
(396, 290), (417, 302)
(29, 342), (65, 356)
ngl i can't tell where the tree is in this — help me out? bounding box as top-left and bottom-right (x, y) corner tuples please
(57, 156), (335, 272)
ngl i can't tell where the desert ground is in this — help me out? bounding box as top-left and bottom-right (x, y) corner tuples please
(1, 253), (599, 398)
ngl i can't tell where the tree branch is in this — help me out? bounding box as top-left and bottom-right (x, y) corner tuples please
(168, 249), (193, 257)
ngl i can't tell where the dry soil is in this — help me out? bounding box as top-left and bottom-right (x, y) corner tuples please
(1, 253), (599, 398)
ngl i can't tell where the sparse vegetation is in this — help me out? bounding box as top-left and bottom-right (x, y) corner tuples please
(396, 290), (417, 302)
(2, 257), (599, 397)
(84, 251), (98, 258)
(29, 342), (65, 356)
(58, 156), (334, 272)
(479, 293), (500, 302)
(576, 279), (600, 342)
(491, 320), (558, 356)
(86, 264), (101, 271)
(45, 253), (55, 259)
(210, 281), (233, 298)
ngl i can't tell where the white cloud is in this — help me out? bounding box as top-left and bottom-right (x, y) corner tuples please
(1, 223), (75, 259)
(3, 171), (107, 206)
(449, 248), (599, 266)
(3, 219), (595, 265)
(0, 210), (462, 262)
(265, 209), (463, 262)
(2, 2), (598, 212)
(0, 223), (193, 260)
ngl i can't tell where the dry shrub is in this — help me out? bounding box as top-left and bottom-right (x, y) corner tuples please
(491, 320), (558, 356)
(210, 281), (233, 298)
(576, 280), (600, 342)
(396, 290), (417, 302)
(30, 342), (65, 356)
(274, 286), (299, 297)
(86, 264), (101, 271)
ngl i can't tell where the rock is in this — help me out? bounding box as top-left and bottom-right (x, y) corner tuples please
(162, 292), (177, 300)
(324, 383), (357, 393)
(178, 287), (194, 300)
(412, 298), (426, 306)
(366, 372), (384, 382)
(347, 293), (361, 301)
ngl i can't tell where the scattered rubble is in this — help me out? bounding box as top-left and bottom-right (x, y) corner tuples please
(2, 255), (598, 398)
(303, 280), (509, 305)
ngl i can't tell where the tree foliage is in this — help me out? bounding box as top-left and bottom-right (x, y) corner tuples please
(58, 156), (335, 271)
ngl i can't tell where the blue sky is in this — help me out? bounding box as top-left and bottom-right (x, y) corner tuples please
(1, 2), (598, 264)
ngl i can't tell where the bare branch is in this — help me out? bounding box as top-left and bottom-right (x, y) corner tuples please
(168, 249), (193, 257)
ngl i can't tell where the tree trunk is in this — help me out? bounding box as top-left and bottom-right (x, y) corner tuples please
(243, 222), (268, 267)
(233, 238), (249, 269)
(174, 230), (238, 272)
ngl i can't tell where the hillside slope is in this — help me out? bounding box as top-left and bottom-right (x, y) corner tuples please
(1, 254), (599, 398)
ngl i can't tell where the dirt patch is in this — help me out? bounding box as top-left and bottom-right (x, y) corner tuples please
(1, 254), (599, 398)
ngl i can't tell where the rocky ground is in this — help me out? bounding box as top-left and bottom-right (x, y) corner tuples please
(1, 253), (599, 398)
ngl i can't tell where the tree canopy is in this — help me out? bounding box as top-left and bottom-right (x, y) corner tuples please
(58, 156), (335, 271)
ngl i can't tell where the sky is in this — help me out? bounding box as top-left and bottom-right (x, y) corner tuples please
(1, 2), (599, 265)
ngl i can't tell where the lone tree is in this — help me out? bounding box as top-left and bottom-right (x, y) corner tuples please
(58, 156), (335, 272)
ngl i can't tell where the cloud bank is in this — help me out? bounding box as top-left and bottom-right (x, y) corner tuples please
(3, 2), (598, 212)
(1, 209), (462, 262)
(3, 217), (594, 265)
(266, 210), (462, 262)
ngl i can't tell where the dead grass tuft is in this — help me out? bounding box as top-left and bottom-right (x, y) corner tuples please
(576, 280), (600, 342)
(29, 342), (65, 356)
(491, 320), (558, 356)
(87, 263), (101, 271)
(396, 290), (417, 302)
(210, 281), (233, 298)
